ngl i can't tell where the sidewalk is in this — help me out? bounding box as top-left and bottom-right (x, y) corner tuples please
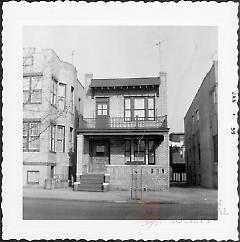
(23, 186), (217, 204)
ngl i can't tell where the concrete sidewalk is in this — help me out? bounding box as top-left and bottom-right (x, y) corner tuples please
(23, 187), (217, 204)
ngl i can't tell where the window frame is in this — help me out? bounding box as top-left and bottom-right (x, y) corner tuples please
(50, 77), (58, 107)
(23, 75), (42, 104)
(134, 139), (146, 164)
(50, 124), (56, 152)
(96, 97), (109, 116)
(58, 83), (66, 110)
(148, 140), (155, 165)
(124, 96), (155, 121)
(23, 121), (41, 152)
(70, 86), (74, 112)
(124, 140), (132, 164)
(27, 170), (39, 184)
(57, 125), (65, 153)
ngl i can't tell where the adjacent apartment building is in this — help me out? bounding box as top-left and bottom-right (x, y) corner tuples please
(76, 73), (170, 191)
(169, 133), (186, 183)
(184, 61), (218, 188)
(23, 48), (84, 187)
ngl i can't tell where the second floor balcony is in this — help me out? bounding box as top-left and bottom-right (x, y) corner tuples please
(79, 115), (168, 130)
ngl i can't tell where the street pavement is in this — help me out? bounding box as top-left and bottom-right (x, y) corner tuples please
(23, 186), (218, 220)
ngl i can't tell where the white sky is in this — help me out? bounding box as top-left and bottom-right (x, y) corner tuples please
(23, 26), (217, 132)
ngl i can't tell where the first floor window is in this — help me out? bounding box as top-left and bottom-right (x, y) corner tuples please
(23, 121), (41, 151)
(27, 171), (39, 184)
(124, 140), (131, 163)
(57, 125), (65, 152)
(50, 124), (56, 152)
(134, 140), (145, 163)
(148, 140), (155, 165)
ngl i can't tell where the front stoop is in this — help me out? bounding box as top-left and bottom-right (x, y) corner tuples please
(75, 174), (109, 192)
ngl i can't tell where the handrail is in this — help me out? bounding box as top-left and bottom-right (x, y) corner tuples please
(79, 115), (168, 129)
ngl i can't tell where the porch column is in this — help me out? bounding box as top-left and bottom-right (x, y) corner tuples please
(76, 134), (84, 182)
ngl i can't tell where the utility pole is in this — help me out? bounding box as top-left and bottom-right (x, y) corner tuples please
(156, 40), (165, 73)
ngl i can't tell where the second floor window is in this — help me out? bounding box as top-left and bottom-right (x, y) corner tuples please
(23, 76), (42, 104)
(124, 97), (155, 121)
(57, 125), (65, 152)
(50, 124), (56, 152)
(50, 78), (57, 106)
(23, 121), (41, 152)
(58, 83), (66, 110)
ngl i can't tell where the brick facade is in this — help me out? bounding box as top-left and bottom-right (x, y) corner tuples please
(77, 73), (170, 191)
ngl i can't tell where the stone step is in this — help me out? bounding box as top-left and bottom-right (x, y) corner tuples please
(80, 179), (104, 184)
(76, 187), (104, 192)
(77, 183), (103, 189)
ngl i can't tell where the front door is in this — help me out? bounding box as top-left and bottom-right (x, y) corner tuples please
(90, 141), (109, 173)
(96, 97), (110, 129)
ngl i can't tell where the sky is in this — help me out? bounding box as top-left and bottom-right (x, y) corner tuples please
(23, 26), (217, 133)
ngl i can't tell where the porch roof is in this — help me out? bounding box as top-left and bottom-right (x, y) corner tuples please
(89, 77), (160, 88)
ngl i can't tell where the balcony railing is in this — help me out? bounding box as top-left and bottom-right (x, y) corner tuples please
(79, 115), (168, 130)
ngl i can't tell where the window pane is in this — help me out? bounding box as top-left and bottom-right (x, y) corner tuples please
(59, 84), (66, 97)
(31, 77), (41, 90)
(134, 98), (144, 109)
(134, 152), (145, 162)
(23, 78), (30, 90)
(134, 110), (145, 118)
(31, 90), (42, 103)
(148, 110), (154, 118)
(148, 141), (154, 151)
(102, 104), (107, 110)
(97, 109), (102, 115)
(27, 171), (39, 183)
(29, 136), (40, 149)
(30, 123), (40, 135)
(57, 126), (64, 139)
(125, 110), (131, 118)
(148, 98), (154, 109)
(102, 110), (107, 115)
(125, 98), (131, 109)
(148, 152), (155, 164)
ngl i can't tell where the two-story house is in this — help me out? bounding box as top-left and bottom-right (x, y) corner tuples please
(76, 73), (170, 191)
(23, 48), (84, 188)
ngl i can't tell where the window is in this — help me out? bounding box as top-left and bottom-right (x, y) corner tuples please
(148, 140), (155, 165)
(124, 98), (131, 121)
(51, 77), (57, 106)
(196, 110), (199, 122)
(23, 56), (33, 66)
(57, 125), (65, 152)
(134, 98), (145, 120)
(50, 124), (56, 152)
(134, 140), (145, 164)
(96, 98), (109, 116)
(27, 171), (39, 184)
(58, 83), (66, 110)
(70, 86), (74, 112)
(147, 97), (155, 121)
(23, 76), (42, 104)
(23, 121), (41, 152)
(69, 127), (74, 151)
(124, 97), (155, 121)
(124, 140), (131, 163)
(96, 145), (105, 156)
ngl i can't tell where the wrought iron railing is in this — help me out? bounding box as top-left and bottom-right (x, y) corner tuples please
(79, 115), (167, 129)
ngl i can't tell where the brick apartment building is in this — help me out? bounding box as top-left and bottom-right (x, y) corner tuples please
(23, 48), (84, 187)
(184, 61), (218, 188)
(76, 73), (170, 191)
(169, 133), (186, 184)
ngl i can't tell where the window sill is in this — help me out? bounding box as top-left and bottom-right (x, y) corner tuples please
(49, 151), (57, 154)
